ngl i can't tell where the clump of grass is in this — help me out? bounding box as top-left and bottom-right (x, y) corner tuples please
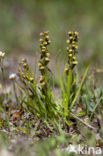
(0, 31), (94, 132)
(16, 30), (91, 130)
(56, 31), (91, 126)
(1, 31), (103, 156)
(17, 31), (60, 124)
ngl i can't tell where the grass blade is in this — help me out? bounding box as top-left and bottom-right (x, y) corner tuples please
(70, 63), (90, 109)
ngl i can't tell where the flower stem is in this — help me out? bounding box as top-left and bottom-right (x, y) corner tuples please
(64, 69), (72, 118)
(13, 80), (19, 105)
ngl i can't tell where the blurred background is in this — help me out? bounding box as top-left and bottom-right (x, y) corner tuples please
(0, 0), (103, 68)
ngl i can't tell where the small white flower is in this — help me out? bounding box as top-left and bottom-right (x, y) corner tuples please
(9, 73), (16, 80)
(0, 51), (5, 58)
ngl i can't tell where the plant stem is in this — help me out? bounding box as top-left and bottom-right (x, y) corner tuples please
(0, 59), (6, 85)
(0, 59), (6, 102)
(64, 69), (72, 118)
(13, 80), (19, 105)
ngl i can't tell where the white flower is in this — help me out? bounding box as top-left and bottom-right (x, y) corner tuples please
(9, 73), (16, 80)
(0, 51), (5, 58)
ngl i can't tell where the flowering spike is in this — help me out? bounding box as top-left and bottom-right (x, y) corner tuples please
(65, 31), (79, 74)
(38, 31), (51, 91)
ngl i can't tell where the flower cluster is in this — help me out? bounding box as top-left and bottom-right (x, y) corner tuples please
(18, 58), (34, 83)
(38, 31), (50, 88)
(65, 31), (79, 74)
(38, 31), (50, 74)
(21, 58), (29, 70)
